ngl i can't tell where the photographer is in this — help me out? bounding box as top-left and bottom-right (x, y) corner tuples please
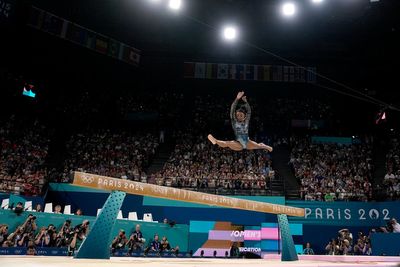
(338, 239), (352, 255)
(55, 220), (73, 247)
(22, 214), (38, 234)
(0, 224), (9, 247)
(127, 224), (145, 255)
(35, 224), (57, 247)
(111, 229), (127, 255)
(6, 226), (25, 247)
(68, 220), (90, 256)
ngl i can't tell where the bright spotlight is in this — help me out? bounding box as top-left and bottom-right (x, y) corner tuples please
(169, 0), (181, 10)
(282, 2), (296, 17)
(223, 26), (237, 41)
(311, 0), (323, 3)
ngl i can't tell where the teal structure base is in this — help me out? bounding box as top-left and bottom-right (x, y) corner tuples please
(277, 214), (299, 261)
(75, 191), (126, 259)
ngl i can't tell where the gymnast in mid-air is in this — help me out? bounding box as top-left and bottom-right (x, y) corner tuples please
(208, 91), (273, 152)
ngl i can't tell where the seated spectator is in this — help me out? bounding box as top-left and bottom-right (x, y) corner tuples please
(75, 209), (83, 216)
(54, 205), (62, 214)
(150, 234), (161, 253)
(111, 229), (127, 255)
(127, 224), (145, 255)
(33, 204), (42, 212)
(159, 236), (178, 254)
(303, 242), (314, 255)
(325, 239), (339, 255)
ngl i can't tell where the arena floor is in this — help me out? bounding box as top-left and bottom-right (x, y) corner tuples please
(0, 256), (399, 267)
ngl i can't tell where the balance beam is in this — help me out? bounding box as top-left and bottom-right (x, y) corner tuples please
(72, 171), (304, 217)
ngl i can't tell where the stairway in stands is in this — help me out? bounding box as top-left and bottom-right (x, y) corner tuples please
(146, 142), (175, 180)
(272, 144), (300, 200)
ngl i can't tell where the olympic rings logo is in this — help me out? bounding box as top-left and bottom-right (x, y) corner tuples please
(81, 175), (94, 183)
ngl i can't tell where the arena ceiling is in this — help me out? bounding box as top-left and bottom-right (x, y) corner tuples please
(30, 0), (400, 64)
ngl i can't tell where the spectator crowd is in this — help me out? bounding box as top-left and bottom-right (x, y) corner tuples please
(290, 137), (374, 201)
(0, 116), (50, 196)
(60, 130), (159, 183)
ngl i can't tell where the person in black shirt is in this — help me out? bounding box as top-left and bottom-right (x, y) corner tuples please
(150, 234), (161, 253)
(111, 229), (127, 255)
(127, 224), (145, 255)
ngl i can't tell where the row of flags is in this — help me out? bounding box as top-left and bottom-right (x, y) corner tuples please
(184, 62), (317, 83)
(27, 6), (141, 66)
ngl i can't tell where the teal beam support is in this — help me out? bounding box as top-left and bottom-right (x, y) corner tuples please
(75, 191), (126, 259)
(277, 214), (298, 261)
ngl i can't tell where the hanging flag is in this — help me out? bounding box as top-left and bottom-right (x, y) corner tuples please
(195, 63), (206, 78)
(245, 65), (255, 80)
(41, 13), (64, 36)
(263, 65), (271, 81)
(289, 66), (295, 82)
(122, 45), (141, 65)
(236, 65), (245, 80)
(27, 6), (44, 29)
(217, 64), (229, 79)
(307, 67), (317, 83)
(86, 31), (96, 50)
(184, 62), (195, 78)
(95, 35), (109, 54)
(66, 23), (87, 45)
(256, 65), (263, 81)
(283, 66), (289, 82)
(108, 39), (120, 58)
(229, 64), (236, 80)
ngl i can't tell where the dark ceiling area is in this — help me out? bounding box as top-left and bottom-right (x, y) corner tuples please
(29, 0), (399, 63)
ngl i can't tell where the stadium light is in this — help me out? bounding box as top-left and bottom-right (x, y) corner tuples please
(168, 0), (181, 10)
(223, 26), (238, 41)
(282, 2), (296, 17)
(311, 0), (324, 3)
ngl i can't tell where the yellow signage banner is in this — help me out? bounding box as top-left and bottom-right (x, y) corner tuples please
(73, 172), (305, 217)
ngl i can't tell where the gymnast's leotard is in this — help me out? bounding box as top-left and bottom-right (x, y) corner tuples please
(230, 99), (251, 149)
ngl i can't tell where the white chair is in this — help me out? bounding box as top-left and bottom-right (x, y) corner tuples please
(64, 205), (71, 215)
(97, 208), (102, 216)
(143, 213), (153, 222)
(128, 212), (138, 221)
(44, 203), (53, 213)
(117, 210), (123, 219)
(24, 201), (32, 211)
(1, 198), (9, 209)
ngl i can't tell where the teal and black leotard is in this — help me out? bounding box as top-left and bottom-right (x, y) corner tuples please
(230, 99), (251, 149)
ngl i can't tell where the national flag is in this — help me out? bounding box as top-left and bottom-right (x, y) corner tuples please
(283, 66), (289, 82)
(95, 35), (109, 54)
(66, 23), (87, 45)
(27, 6), (44, 29)
(235, 65), (245, 80)
(289, 66), (295, 82)
(184, 62), (195, 78)
(84, 31), (96, 50)
(108, 39), (120, 58)
(217, 64), (228, 79)
(122, 45), (141, 65)
(41, 13), (64, 36)
(229, 64), (236, 80)
(245, 65), (255, 80)
(272, 66), (283, 82)
(263, 65), (271, 81)
(256, 65), (263, 81)
(194, 63), (206, 78)
(307, 67), (317, 83)
(206, 63), (217, 79)
(299, 67), (305, 82)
